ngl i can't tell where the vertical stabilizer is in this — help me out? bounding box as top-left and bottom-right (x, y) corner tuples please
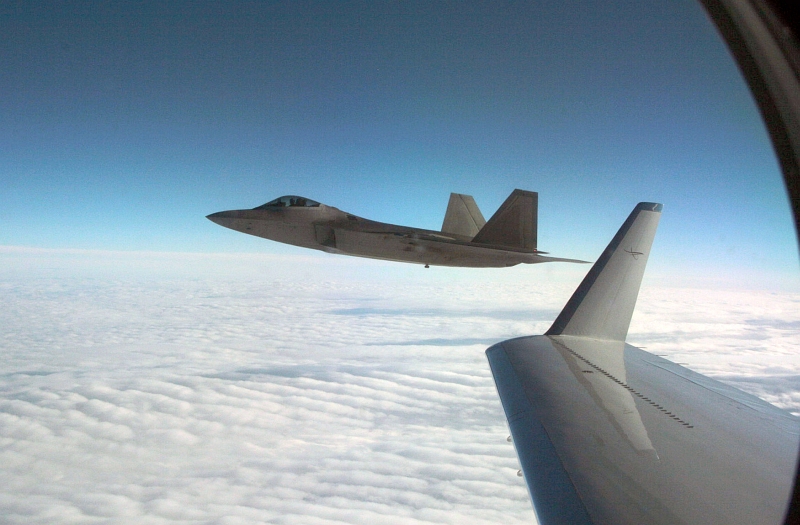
(441, 193), (486, 238)
(546, 202), (662, 341)
(471, 189), (538, 250)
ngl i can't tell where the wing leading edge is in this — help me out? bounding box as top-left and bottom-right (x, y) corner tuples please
(487, 203), (800, 525)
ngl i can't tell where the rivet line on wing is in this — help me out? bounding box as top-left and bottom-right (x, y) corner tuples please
(568, 349), (694, 429)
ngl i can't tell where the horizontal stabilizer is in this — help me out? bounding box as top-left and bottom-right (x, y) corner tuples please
(441, 193), (486, 238)
(546, 202), (662, 341)
(471, 189), (537, 250)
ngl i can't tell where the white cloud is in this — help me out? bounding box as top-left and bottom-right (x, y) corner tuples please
(630, 286), (800, 413)
(1, 251), (799, 523)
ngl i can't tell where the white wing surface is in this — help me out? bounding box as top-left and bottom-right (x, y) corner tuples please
(487, 203), (800, 525)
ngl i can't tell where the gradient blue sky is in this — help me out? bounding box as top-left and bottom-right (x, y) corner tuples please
(1, 0), (797, 286)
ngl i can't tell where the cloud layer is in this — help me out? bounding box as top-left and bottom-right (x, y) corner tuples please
(2, 260), (799, 523)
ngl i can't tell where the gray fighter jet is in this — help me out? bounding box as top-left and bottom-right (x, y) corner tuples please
(207, 189), (586, 268)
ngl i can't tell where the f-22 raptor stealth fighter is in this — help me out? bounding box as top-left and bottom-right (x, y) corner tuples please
(207, 189), (586, 268)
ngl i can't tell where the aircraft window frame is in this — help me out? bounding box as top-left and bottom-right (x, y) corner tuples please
(255, 196), (321, 209)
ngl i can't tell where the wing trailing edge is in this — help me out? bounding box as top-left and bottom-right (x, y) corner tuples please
(546, 202), (662, 341)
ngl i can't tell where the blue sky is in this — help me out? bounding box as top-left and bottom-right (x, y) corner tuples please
(1, 0), (797, 287)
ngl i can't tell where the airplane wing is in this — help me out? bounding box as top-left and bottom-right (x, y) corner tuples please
(486, 203), (800, 525)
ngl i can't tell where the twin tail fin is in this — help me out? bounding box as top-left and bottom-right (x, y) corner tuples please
(472, 189), (538, 251)
(441, 194), (486, 238)
(442, 189), (539, 250)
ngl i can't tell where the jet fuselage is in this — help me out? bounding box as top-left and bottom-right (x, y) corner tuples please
(207, 193), (586, 268)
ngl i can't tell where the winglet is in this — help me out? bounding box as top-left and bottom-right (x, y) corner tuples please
(471, 189), (538, 250)
(546, 202), (662, 341)
(441, 193), (486, 238)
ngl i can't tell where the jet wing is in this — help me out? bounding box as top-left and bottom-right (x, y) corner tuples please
(488, 337), (798, 525)
(486, 203), (800, 525)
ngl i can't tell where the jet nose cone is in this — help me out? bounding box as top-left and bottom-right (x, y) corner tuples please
(206, 210), (236, 227)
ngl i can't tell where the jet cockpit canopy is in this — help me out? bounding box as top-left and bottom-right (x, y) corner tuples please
(255, 196), (321, 209)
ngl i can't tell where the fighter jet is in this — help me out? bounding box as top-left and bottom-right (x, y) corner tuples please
(207, 189), (586, 268)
